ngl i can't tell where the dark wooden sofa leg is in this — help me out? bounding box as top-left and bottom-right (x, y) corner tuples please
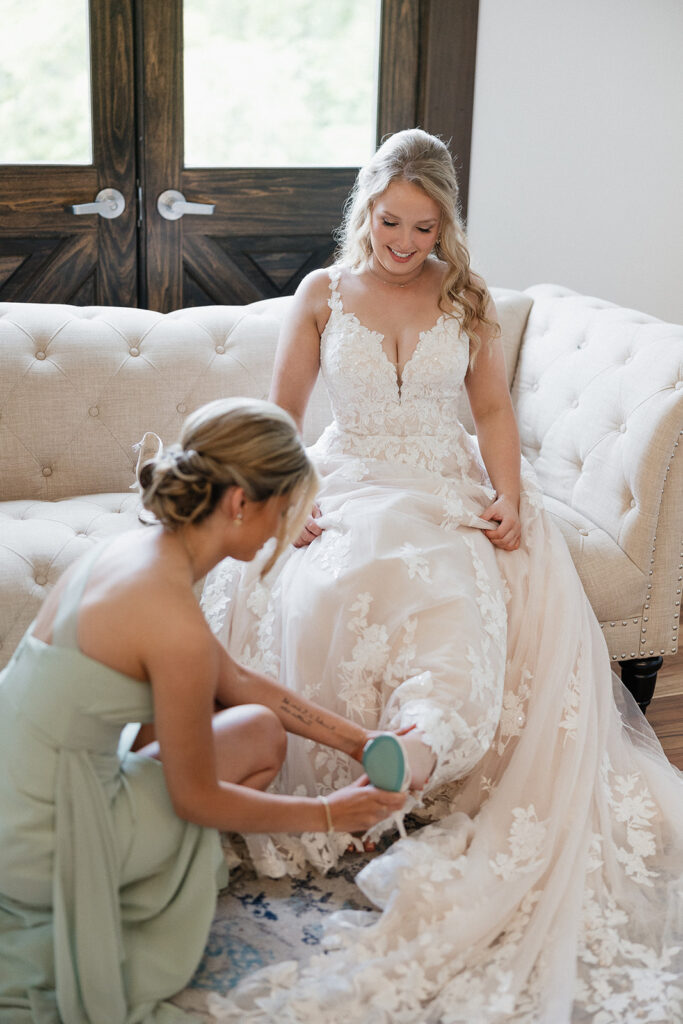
(618, 656), (663, 714)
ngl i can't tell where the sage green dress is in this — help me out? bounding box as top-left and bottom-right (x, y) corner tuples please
(0, 543), (228, 1023)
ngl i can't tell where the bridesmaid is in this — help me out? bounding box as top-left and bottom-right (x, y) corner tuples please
(0, 397), (404, 1023)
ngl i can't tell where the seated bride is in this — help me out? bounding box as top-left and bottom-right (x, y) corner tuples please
(204, 129), (683, 1023)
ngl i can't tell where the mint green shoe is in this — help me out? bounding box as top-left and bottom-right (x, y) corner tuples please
(362, 734), (410, 792)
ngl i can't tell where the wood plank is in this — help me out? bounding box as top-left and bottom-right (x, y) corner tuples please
(418, 0), (479, 219)
(0, 167), (99, 228)
(0, 234), (97, 303)
(377, 0), (420, 139)
(180, 169), (356, 232)
(654, 645), (683, 698)
(91, 0), (137, 305)
(183, 235), (263, 306)
(137, 0), (183, 311)
(648, 693), (683, 770)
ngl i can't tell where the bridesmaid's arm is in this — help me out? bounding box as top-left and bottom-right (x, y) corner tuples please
(214, 640), (369, 762)
(465, 297), (522, 551)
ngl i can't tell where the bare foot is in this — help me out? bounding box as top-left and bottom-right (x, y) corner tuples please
(402, 731), (437, 789)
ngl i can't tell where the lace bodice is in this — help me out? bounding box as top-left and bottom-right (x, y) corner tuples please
(316, 267), (478, 478)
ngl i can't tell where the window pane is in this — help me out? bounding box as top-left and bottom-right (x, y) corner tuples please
(184, 0), (380, 167)
(0, 0), (92, 164)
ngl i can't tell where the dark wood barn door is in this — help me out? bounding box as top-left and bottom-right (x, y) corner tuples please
(0, 0), (478, 313)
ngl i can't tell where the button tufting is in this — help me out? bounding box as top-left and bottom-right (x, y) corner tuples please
(41, 467), (52, 477)
(578, 528), (589, 536)
(676, 381), (683, 390)
(35, 351), (46, 360)
(35, 574), (47, 586)
(88, 406), (99, 417)
(215, 345), (226, 355)
(572, 400), (579, 409)
(619, 424), (626, 433)
(176, 402), (187, 414)
(625, 355), (633, 364)
(129, 347), (139, 357)
(630, 499), (636, 508)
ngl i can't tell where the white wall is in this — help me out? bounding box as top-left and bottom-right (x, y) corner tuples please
(467, 0), (683, 323)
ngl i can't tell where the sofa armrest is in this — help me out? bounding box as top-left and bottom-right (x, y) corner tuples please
(513, 285), (682, 662)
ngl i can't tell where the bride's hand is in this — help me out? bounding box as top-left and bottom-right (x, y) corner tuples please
(481, 495), (521, 551)
(293, 503), (324, 548)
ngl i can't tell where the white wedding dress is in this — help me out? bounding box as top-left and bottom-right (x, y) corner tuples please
(203, 267), (683, 1022)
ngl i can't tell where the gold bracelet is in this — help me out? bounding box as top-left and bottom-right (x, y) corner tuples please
(318, 795), (334, 833)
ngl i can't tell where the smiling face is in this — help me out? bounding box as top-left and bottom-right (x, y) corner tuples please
(368, 179), (441, 283)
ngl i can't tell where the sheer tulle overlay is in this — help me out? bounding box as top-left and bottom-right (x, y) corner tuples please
(202, 268), (683, 1022)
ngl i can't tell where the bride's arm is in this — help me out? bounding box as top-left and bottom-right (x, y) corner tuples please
(269, 269), (330, 432)
(465, 297), (522, 551)
(270, 269), (331, 546)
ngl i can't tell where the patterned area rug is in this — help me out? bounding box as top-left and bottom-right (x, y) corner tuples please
(172, 836), (384, 1020)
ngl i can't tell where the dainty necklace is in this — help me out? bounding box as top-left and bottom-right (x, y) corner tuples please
(366, 257), (426, 289)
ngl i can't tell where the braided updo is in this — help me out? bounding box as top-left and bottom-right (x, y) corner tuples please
(136, 398), (318, 570)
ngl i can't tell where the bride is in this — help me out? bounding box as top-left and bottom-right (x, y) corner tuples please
(203, 129), (683, 1022)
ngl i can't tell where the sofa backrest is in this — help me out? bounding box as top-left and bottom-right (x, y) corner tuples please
(0, 287), (531, 502)
(0, 300), (327, 503)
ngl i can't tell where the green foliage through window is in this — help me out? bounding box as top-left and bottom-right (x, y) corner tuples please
(183, 0), (380, 167)
(0, 0), (92, 164)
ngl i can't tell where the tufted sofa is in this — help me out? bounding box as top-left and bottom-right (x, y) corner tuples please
(1, 286), (681, 709)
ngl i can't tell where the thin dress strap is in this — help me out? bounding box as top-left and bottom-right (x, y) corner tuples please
(327, 265), (344, 314)
(50, 542), (110, 650)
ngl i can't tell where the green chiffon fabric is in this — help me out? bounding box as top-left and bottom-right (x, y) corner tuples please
(0, 543), (228, 1023)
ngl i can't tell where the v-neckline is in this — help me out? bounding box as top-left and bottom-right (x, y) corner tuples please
(327, 279), (446, 399)
(345, 310), (445, 395)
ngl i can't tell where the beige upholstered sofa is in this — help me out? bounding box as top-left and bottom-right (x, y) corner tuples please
(1, 286), (681, 709)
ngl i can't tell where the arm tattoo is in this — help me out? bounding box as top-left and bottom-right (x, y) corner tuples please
(280, 694), (336, 734)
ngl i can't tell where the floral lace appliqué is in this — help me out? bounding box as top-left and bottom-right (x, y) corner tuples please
(490, 805), (548, 881)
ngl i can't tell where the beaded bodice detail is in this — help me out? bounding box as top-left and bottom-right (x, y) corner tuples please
(317, 266), (476, 476)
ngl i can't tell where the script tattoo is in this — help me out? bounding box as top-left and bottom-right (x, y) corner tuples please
(281, 694), (336, 733)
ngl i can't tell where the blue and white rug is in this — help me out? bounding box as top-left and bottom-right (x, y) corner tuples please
(173, 837), (383, 1020)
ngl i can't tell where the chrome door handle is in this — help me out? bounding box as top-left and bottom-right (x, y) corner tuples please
(157, 189), (215, 220)
(70, 188), (126, 218)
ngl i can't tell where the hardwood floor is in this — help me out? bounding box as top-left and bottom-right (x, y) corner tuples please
(647, 643), (683, 771)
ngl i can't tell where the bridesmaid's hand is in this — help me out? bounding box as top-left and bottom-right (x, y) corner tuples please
(293, 502), (324, 547)
(326, 776), (406, 833)
(481, 495), (521, 551)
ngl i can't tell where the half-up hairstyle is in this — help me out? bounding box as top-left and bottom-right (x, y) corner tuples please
(136, 398), (318, 573)
(336, 127), (499, 363)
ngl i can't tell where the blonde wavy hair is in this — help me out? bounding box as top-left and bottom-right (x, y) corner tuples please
(136, 398), (318, 574)
(337, 128), (499, 363)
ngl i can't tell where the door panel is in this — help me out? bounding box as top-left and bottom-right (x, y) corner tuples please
(0, 0), (137, 306)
